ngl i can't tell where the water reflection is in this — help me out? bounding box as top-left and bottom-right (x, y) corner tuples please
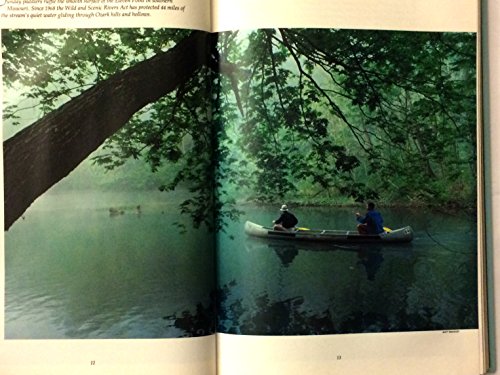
(217, 206), (478, 336)
(214, 274), (475, 335)
(7, 197), (476, 338)
(164, 291), (216, 337)
(165, 282), (336, 335)
(244, 238), (410, 281)
(356, 248), (383, 281)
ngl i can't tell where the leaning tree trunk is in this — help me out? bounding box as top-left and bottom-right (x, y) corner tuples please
(4, 31), (213, 230)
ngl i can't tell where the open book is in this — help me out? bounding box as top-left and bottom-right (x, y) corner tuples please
(0, 0), (491, 374)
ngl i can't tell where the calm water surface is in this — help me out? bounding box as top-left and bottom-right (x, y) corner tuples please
(5, 195), (478, 338)
(5, 191), (215, 339)
(217, 206), (478, 335)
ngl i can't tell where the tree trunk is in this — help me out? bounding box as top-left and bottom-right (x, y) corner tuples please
(4, 31), (213, 230)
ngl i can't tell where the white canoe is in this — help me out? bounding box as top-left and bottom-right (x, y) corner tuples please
(244, 221), (414, 244)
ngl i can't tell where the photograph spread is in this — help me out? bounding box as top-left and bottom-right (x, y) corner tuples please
(0, 0), (489, 374)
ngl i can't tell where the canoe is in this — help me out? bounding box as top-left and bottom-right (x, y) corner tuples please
(244, 221), (414, 244)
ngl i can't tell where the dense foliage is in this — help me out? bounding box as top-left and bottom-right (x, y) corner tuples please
(2, 28), (477, 229)
(215, 30), (477, 208)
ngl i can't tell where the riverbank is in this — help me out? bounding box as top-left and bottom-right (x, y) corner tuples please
(235, 198), (477, 213)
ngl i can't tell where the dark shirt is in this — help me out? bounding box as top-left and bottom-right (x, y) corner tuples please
(357, 209), (384, 234)
(275, 211), (298, 229)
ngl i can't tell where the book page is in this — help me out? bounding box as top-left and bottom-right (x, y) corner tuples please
(0, 0), (210, 29)
(212, 1), (486, 375)
(212, 0), (477, 32)
(0, 2), (216, 375)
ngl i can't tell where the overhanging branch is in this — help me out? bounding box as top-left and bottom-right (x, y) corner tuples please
(4, 31), (214, 230)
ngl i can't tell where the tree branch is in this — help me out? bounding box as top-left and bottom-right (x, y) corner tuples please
(4, 31), (214, 230)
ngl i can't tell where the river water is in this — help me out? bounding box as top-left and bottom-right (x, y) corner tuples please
(217, 205), (478, 335)
(5, 193), (478, 338)
(5, 191), (215, 339)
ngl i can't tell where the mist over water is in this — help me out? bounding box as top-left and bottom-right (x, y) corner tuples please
(4, 188), (478, 338)
(5, 190), (215, 339)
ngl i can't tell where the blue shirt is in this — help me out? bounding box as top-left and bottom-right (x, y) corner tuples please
(357, 210), (384, 234)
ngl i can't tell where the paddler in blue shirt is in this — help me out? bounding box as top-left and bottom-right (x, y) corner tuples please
(355, 202), (384, 234)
